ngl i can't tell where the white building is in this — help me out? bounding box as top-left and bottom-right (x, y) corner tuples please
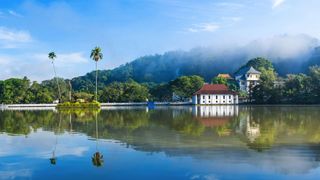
(234, 66), (261, 92)
(192, 84), (239, 105)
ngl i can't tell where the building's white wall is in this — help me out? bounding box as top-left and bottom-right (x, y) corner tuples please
(246, 73), (260, 81)
(237, 73), (261, 93)
(197, 94), (238, 105)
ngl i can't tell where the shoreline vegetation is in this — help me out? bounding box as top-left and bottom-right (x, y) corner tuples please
(1, 56), (320, 105)
(56, 101), (101, 109)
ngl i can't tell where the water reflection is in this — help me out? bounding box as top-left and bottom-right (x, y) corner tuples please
(92, 112), (104, 167)
(1, 106), (320, 179)
(49, 114), (62, 165)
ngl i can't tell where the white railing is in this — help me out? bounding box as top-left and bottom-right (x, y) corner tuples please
(2, 104), (56, 110)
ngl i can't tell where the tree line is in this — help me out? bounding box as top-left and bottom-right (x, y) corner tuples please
(0, 75), (204, 103)
(0, 57), (320, 104)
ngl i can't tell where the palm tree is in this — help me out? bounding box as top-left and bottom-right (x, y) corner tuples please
(90, 47), (103, 102)
(48, 52), (62, 102)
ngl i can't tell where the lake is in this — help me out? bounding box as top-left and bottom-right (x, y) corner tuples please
(1, 106), (320, 180)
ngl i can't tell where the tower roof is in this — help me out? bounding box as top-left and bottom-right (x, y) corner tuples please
(247, 66), (261, 74)
(235, 66), (261, 77)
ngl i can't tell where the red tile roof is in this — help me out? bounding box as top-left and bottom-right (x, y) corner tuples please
(194, 84), (237, 95)
(217, 74), (233, 79)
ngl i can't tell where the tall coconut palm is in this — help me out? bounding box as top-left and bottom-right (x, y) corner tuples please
(90, 47), (103, 102)
(48, 52), (62, 102)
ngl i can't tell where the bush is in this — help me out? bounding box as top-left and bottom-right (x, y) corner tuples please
(56, 101), (101, 109)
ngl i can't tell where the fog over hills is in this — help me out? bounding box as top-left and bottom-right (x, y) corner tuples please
(71, 34), (320, 89)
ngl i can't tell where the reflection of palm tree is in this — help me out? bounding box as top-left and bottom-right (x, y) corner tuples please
(50, 114), (62, 165)
(92, 152), (104, 167)
(69, 113), (73, 133)
(92, 112), (104, 167)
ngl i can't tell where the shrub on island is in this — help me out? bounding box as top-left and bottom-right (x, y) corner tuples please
(56, 101), (101, 109)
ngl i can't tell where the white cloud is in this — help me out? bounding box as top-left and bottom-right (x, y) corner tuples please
(215, 2), (245, 9)
(0, 27), (31, 42)
(0, 52), (89, 81)
(188, 23), (220, 33)
(272, 0), (286, 9)
(244, 34), (318, 60)
(0, 27), (32, 48)
(33, 52), (88, 65)
(222, 17), (243, 22)
(8, 10), (23, 18)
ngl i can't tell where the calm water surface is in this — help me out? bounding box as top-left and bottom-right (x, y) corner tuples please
(1, 106), (320, 180)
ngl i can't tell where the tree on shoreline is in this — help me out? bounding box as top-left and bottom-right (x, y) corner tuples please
(48, 52), (62, 102)
(90, 47), (103, 102)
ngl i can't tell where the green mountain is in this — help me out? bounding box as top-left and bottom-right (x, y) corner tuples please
(71, 46), (320, 92)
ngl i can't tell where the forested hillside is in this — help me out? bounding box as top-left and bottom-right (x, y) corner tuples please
(71, 46), (320, 92)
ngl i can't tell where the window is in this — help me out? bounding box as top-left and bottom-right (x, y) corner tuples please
(203, 101), (205, 103)
(208, 96), (211, 99)
(223, 95), (225, 99)
(209, 101), (211, 103)
(229, 95), (231, 99)
(216, 101), (218, 103)
(216, 95), (218, 99)
(203, 95), (205, 99)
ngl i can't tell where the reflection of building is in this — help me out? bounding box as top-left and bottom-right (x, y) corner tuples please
(193, 106), (238, 127)
(192, 84), (239, 105)
(237, 111), (260, 142)
(235, 66), (261, 92)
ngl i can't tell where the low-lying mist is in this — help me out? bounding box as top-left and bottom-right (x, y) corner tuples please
(73, 34), (320, 86)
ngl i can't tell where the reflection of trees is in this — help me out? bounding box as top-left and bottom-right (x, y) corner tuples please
(2, 107), (320, 150)
(236, 106), (320, 152)
(170, 112), (205, 136)
(151, 109), (205, 136)
(102, 110), (149, 132)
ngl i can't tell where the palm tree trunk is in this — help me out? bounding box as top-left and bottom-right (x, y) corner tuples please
(52, 61), (62, 102)
(95, 61), (98, 102)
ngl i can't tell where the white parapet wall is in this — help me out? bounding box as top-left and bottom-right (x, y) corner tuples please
(3, 104), (57, 110)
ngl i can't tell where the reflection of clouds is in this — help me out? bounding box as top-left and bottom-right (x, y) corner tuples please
(0, 168), (32, 180)
(189, 174), (219, 180)
(0, 129), (89, 158)
(163, 146), (320, 175)
(249, 147), (319, 174)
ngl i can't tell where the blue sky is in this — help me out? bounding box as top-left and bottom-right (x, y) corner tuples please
(0, 0), (319, 81)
